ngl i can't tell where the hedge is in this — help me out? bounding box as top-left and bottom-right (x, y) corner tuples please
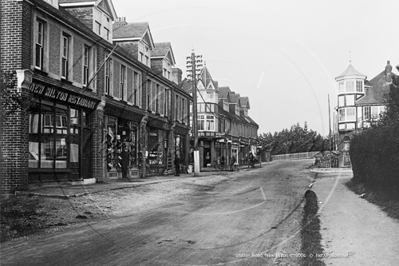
(350, 120), (399, 189)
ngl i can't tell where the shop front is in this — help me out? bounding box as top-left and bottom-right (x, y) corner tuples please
(28, 79), (100, 182)
(104, 102), (144, 179)
(174, 125), (190, 166)
(146, 118), (171, 175)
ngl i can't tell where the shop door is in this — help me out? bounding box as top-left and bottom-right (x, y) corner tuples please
(204, 148), (211, 167)
(81, 128), (92, 178)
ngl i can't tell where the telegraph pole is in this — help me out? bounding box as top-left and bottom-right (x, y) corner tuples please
(186, 51), (202, 176)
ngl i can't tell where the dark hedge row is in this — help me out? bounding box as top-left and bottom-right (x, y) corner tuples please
(350, 121), (399, 189)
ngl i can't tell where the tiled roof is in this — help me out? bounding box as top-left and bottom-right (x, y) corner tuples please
(199, 66), (219, 89)
(118, 42), (138, 56)
(239, 97), (249, 108)
(218, 86), (230, 99)
(152, 42), (171, 57)
(230, 92), (240, 104)
(356, 70), (398, 105)
(335, 64), (367, 80)
(113, 22), (149, 39)
(178, 79), (193, 94)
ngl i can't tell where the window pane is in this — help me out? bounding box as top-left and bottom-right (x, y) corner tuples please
(29, 105), (41, 168)
(70, 108), (79, 125)
(346, 107), (356, 121)
(338, 96), (345, 107)
(55, 108), (68, 168)
(346, 81), (354, 92)
(356, 80), (363, 92)
(339, 109), (345, 122)
(346, 95), (354, 106)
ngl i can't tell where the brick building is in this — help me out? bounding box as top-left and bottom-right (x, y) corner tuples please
(0, 0), (191, 196)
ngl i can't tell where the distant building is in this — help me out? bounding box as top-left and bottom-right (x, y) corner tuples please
(334, 61), (397, 167)
(180, 66), (259, 168)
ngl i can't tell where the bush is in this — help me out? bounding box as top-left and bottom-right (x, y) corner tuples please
(350, 121), (399, 189)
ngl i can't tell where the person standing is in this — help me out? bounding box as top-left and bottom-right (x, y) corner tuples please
(174, 154), (181, 176)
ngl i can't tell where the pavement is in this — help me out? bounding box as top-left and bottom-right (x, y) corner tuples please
(15, 164), (255, 198)
(311, 168), (399, 266)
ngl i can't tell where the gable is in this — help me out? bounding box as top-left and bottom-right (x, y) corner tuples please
(166, 49), (176, 65)
(197, 80), (205, 90)
(207, 82), (214, 91)
(142, 30), (155, 49)
(97, 0), (117, 20)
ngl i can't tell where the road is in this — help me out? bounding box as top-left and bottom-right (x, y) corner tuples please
(1, 160), (314, 266)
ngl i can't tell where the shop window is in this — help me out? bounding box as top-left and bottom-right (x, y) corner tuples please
(29, 101), (91, 170)
(148, 129), (164, 165)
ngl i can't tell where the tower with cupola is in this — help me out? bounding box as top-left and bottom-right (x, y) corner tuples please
(334, 63), (366, 167)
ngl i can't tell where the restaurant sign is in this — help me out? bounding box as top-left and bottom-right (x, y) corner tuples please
(29, 81), (99, 110)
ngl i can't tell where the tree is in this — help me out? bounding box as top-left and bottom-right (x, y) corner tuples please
(258, 122), (329, 155)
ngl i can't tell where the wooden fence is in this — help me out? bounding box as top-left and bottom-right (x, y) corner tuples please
(271, 151), (320, 161)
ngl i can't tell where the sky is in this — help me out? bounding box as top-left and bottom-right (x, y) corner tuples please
(112, 0), (399, 136)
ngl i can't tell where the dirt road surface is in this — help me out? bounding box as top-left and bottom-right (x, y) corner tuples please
(1, 160), (313, 266)
(312, 171), (399, 266)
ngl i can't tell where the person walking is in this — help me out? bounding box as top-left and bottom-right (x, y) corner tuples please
(230, 155), (236, 171)
(174, 154), (181, 176)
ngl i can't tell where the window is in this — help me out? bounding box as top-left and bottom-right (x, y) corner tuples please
(105, 58), (112, 95)
(159, 87), (165, 115)
(165, 88), (170, 117)
(95, 21), (101, 35)
(133, 72), (140, 106)
(83, 45), (90, 86)
(206, 115), (215, 131)
(356, 80), (363, 92)
(198, 115), (205, 130)
(140, 52), (144, 63)
(104, 27), (109, 41)
(339, 107), (356, 122)
(35, 19), (45, 70)
(363, 106), (371, 120)
(346, 80), (354, 92)
(346, 95), (354, 106)
(155, 84), (160, 113)
(61, 33), (70, 79)
(371, 106), (385, 120)
(338, 81), (344, 93)
(120, 65), (126, 100)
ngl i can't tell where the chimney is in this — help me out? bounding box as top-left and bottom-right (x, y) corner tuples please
(386, 60), (392, 83)
(115, 17), (127, 26)
(172, 68), (182, 85)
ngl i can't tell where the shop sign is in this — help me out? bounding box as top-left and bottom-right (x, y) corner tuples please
(29, 81), (98, 110)
(149, 119), (171, 130)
